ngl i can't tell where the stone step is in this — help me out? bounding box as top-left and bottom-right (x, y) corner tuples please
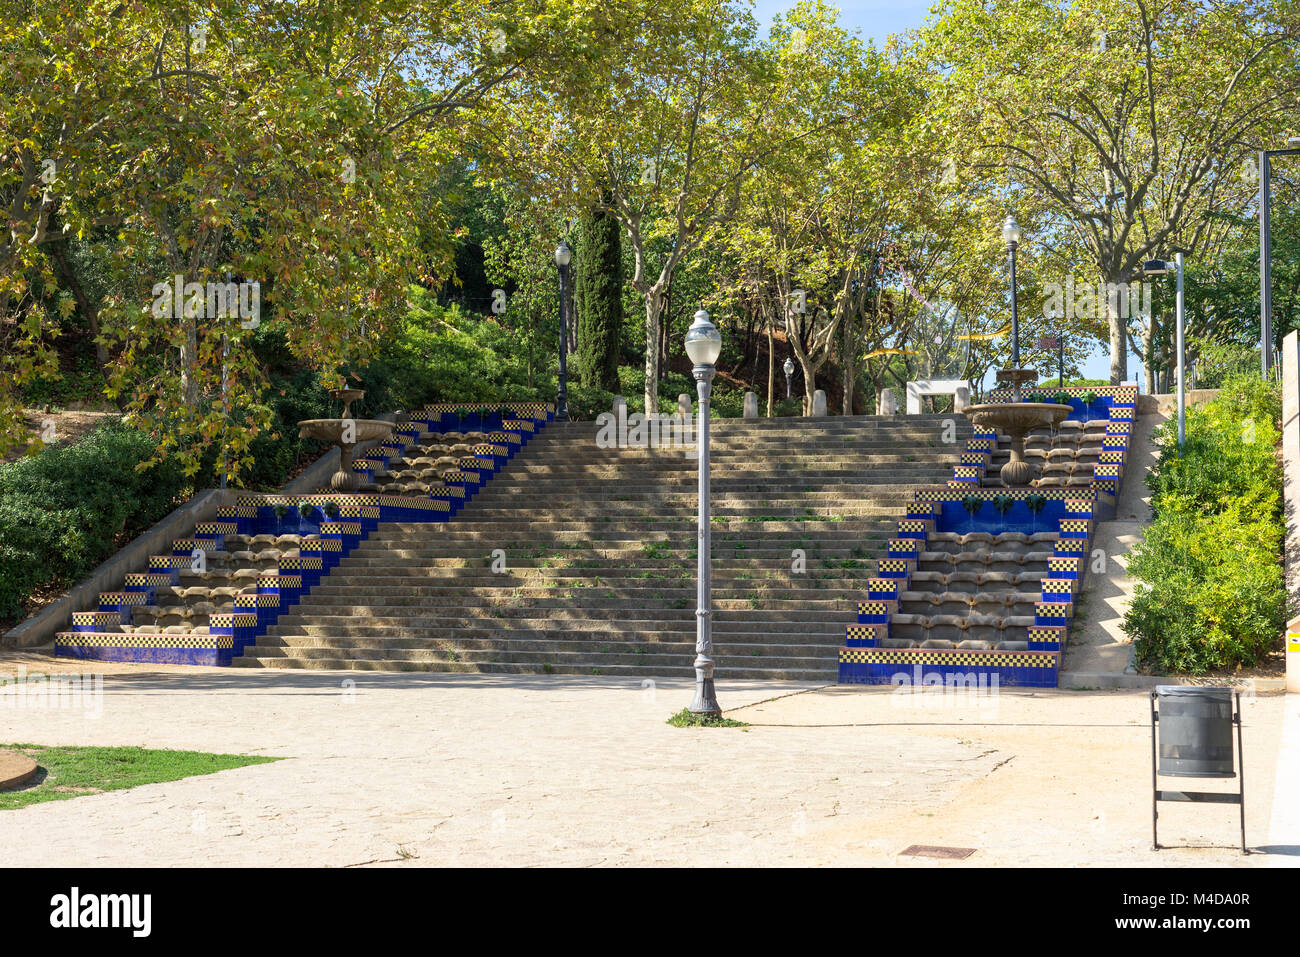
(229, 655), (837, 679)
(250, 632), (842, 651)
(238, 644), (840, 670)
(264, 613), (852, 631)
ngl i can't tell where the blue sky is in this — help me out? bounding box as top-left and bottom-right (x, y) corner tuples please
(752, 0), (939, 45)
(751, 0), (1141, 386)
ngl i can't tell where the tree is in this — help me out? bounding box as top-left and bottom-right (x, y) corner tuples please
(485, 0), (802, 413)
(0, 0), (587, 469)
(922, 0), (1300, 383)
(575, 193), (623, 391)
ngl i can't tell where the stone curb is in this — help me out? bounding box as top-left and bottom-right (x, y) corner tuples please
(1058, 671), (1286, 692)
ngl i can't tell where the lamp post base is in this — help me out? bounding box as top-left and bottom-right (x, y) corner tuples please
(689, 676), (721, 717)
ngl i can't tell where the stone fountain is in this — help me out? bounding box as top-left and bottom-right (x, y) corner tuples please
(298, 388), (394, 492)
(963, 368), (1070, 487)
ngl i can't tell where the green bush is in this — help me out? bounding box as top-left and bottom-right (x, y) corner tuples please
(773, 398), (802, 417)
(1123, 376), (1284, 673)
(1188, 336), (1260, 389)
(0, 423), (188, 620)
(1125, 512), (1284, 673)
(1143, 377), (1281, 523)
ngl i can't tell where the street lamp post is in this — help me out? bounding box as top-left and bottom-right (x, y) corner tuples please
(1259, 136), (1300, 377)
(554, 240), (572, 421)
(1003, 216), (1023, 367)
(685, 308), (722, 717)
(1143, 256), (1187, 448)
(783, 357), (794, 399)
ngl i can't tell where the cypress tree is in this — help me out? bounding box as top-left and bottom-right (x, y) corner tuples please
(575, 193), (623, 392)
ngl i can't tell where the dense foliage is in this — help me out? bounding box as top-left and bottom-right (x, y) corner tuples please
(575, 200), (624, 393)
(1124, 377), (1285, 673)
(0, 423), (188, 621)
(7, 0), (1297, 466)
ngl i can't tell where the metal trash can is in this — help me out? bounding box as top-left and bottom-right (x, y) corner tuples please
(1149, 685), (1246, 853)
(1154, 686), (1236, 777)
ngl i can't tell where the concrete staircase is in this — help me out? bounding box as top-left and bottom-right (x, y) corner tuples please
(232, 415), (970, 678)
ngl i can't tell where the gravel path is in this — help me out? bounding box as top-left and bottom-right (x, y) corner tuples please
(0, 657), (1290, 867)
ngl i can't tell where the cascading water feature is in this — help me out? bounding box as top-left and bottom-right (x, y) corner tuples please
(963, 368), (1070, 487)
(838, 378), (1138, 688)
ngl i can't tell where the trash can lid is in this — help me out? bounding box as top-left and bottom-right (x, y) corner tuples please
(1155, 684), (1234, 698)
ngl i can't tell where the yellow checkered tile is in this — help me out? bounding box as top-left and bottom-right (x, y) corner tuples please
(839, 648), (1056, 668)
(123, 572), (172, 587)
(320, 522), (363, 535)
(99, 592), (153, 605)
(1034, 601), (1073, 617)
(56, 633), (233, 649)
(857, 601), (898, 615)
(209, 614), (258, 628)
(847, 624), (886, 642)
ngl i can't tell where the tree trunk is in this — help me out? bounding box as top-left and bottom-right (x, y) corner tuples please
(841, 313), (854, 415)
(643, 288), (663, 414)
(766, 318), (774, 417)
(47, 239), (108, 373)
(1106, 274), (1128, 384)
(1142, 322), (1157, 395)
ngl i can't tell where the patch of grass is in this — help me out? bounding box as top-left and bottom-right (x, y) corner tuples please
(666, 709), (748, 728)
(0, 744), (280, 810)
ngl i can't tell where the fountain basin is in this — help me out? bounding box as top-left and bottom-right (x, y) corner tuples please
(298, 419), (395, 444)
(964, 402), (1071, 486)
(964, 402), (1071, 434)
(297, 417), (395, 492)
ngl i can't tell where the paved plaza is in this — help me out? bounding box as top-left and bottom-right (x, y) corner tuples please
(1, 652), (1294, 867)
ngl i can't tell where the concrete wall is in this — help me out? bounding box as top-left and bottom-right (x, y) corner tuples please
(2, 488), (233, 649)
(1135, 389), (1219, 417)
(1, 412), (402, 650)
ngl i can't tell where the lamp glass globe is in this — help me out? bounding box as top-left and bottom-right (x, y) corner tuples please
(685, 310), (722, 366)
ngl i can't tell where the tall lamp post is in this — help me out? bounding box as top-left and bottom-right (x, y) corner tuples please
(783, 357), (795, 399)
(1259, 136), (1300, 377)
(1002, 216), (1023, 367)
(686, 308), (722, 716)
(1143, 255), (1186, 449)
(554, 240), (572, 421)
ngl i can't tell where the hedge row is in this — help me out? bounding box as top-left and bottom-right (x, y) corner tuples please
(1123, 376), (1285, 673)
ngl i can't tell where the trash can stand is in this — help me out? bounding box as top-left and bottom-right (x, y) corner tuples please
(1149, 687), (1246, 854)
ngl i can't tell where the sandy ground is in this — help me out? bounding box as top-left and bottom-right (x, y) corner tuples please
(0, 651), (1293, 867)
(4, 409), (119, 464)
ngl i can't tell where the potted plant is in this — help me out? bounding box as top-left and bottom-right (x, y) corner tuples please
(961, 494), (984, 534)
(323, 501), (341, 520)
(1025, 493), (1048, 534)
(272, 502), (290, 533)
(992, 494), (1015, 533)
(298, 501), (317, 527)
(1080, 391), (1098, 423)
